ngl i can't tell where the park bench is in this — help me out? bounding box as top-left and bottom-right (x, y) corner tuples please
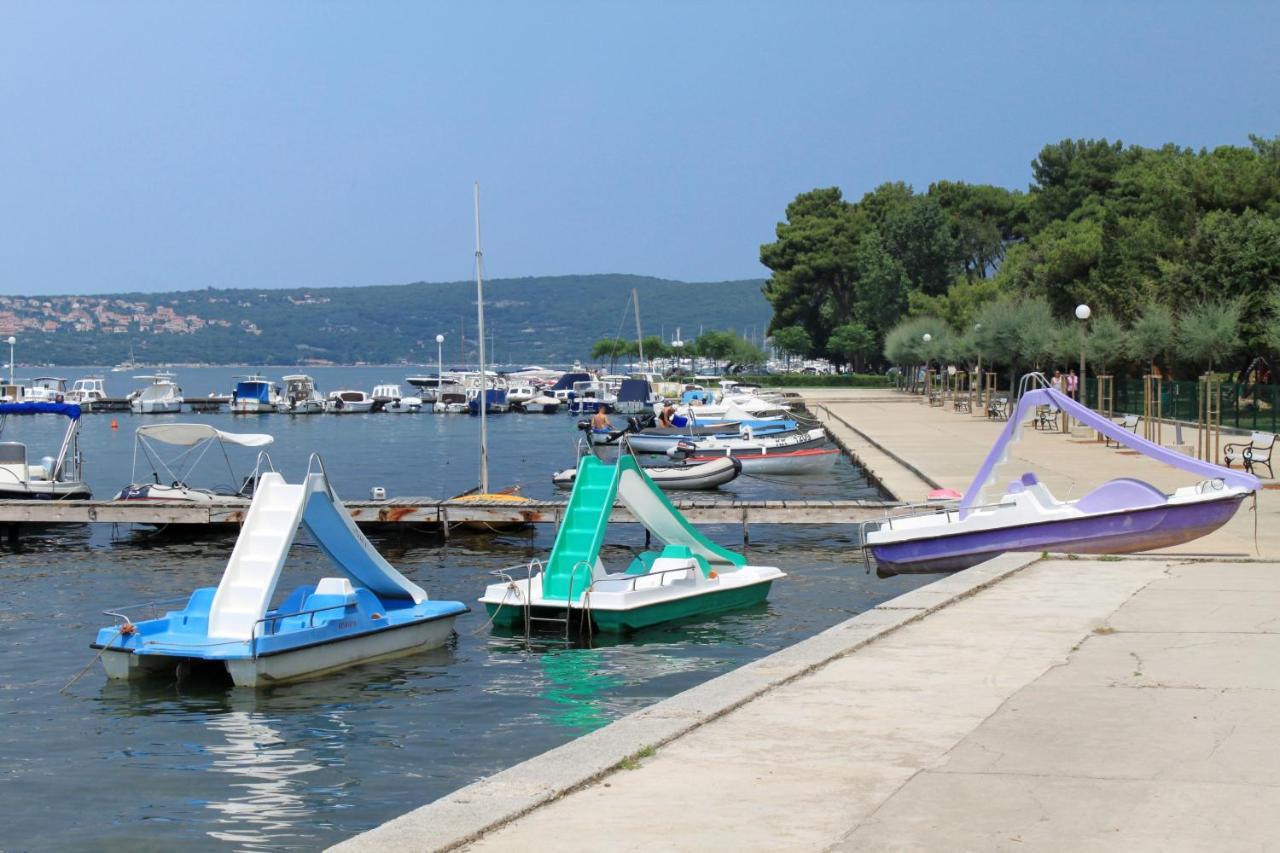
(1032, 404), (1061, 431)
(1224, 432), (1276, 478)
(987, 397), (1010, 420)
(1104, 414), (1140, 447)
(953, 397), (971, 413)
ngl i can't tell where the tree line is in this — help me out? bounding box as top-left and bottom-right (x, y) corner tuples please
(761, 135), (1280, 382)
(591, 330), (766, 373)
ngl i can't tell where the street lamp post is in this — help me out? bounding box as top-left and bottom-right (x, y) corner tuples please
(921, 333), (932, 395)
(1075, 304), (1091, 409)
(435, 334), (445, 407)
(6, 336), (14, 386)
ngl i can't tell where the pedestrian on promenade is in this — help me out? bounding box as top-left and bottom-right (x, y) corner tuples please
(1067, 368), (1079, 399)
(1051, 370), (1063, 393)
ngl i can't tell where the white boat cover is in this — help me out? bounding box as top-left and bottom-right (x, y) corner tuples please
(137, 423), (274, 447)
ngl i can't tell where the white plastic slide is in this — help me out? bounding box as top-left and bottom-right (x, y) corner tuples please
(615, 458), (745, 570)
(300, 473), (426, 603)
(207, 472), (309, 640)
(207, 470), (427, 641)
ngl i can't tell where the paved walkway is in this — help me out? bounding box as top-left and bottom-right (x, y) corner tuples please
(448, 558), (1280, 852)
(807, 388), (1279, 560)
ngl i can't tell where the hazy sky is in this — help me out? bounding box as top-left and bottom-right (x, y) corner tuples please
(2, 2), (1277, 296)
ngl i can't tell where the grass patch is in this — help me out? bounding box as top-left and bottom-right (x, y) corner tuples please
(619, 744), (656, 771)
(1098, 555), (1123, 562)
(1093, 626), (1117, 635)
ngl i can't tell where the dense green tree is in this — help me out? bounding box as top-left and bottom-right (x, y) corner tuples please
(827, 322), (877, 371)
(1086, 314), (1131, 374)
(771, 325), (812, 368)
(1129, 303), (1176, 374)
(693, 330), (739, 371)
(1180, 299), (1242, 373)
(880, 194), (959, 297)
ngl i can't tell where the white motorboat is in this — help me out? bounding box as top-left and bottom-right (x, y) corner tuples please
(66, 377), (108, 410)
(326, 390), (374, 413)
(506, 384), (538, 406)
(131, 373), (183, 414)
(567, 379), (616, 414)
(433, 386), (469, 414)
(0, 401), (91, 500)
(279, 375), (326, 414)
(520, 394), (562, 413)
(552, 454), (742, 491)
(372, 384), (423, 413)
(113, 423), (273, 508)
(24, 377), (68, 403)
(230, 375), (283, 414)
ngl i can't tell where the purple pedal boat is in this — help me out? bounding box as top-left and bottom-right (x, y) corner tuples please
(866, 387), (1259, 576)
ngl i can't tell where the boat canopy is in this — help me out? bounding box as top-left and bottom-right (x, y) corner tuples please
(617, 378), (652, 404)
(0, 401), (82, 420)
(961, 387), (1260, 514)
(549, 371), (592, 392)
(137, 423), (273, 447)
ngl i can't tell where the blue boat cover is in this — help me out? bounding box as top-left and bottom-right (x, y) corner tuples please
(234, 381), (270, 403)
(617, 378), (651, 403)
(549, 372), (591, 392)
(0, 401), (81, 419)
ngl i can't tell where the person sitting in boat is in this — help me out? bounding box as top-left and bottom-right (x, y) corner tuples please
(591, 409), (612, 431)
(659, 402), (676, 428)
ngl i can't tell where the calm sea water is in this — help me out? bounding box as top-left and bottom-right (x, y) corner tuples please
(0, 367), (928, 851)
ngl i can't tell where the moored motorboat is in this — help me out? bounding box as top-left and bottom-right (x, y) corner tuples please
(326, 389), (374, 413)
(372, 384), (423, 413)
(675, 445), (840, 475)
(520, 393), (562, 413)
(130, 373), (183, 414)
(552, 454), (741, 491)
(279, 375), (326, 414)
(865, 386), (1260, 576)
(93, 463), (468, 687)
(0, 401), (91, 500)
(481, 455), (782, 632)
(230, 375), (282, 414)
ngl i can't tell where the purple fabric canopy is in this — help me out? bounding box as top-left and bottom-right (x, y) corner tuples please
(960, 387), (1260, 513)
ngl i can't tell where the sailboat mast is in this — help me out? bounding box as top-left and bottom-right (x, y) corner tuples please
(632, 287), (644, 367)
(474, 182), (489, 494)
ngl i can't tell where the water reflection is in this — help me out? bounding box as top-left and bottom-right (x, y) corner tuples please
(203, 709), (323, 849)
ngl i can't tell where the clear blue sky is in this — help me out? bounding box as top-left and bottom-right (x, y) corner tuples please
(2, 1), (1277, 296)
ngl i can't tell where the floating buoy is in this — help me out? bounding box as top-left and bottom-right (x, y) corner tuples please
(110, 419), (119, 430)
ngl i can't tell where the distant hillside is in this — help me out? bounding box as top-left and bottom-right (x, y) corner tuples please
(2, 275), (770, 366)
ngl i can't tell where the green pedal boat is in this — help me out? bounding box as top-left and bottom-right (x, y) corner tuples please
(479, 455), (784, 633)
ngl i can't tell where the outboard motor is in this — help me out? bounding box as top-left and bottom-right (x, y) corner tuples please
(576, 420), (593, 432)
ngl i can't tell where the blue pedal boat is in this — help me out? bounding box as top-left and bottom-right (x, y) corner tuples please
(93, 462), (468, 687)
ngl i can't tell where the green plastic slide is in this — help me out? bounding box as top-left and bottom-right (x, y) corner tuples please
(541, 456), (745, 602)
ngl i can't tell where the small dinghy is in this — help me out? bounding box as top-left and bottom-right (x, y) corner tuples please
(552, 455), (741, 491)
(865, 387), (1260, 576)
(113, 423), (273, 507)
(482, 455), (783, 633)
(93, 460), (468, 687)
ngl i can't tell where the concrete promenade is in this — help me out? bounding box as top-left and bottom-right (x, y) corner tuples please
(334, 388), (1280, 852)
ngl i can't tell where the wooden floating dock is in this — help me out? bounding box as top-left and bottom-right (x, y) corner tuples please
(0, 497), (898, 536)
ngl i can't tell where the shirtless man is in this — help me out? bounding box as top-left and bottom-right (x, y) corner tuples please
(591, 408), (612, 431)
